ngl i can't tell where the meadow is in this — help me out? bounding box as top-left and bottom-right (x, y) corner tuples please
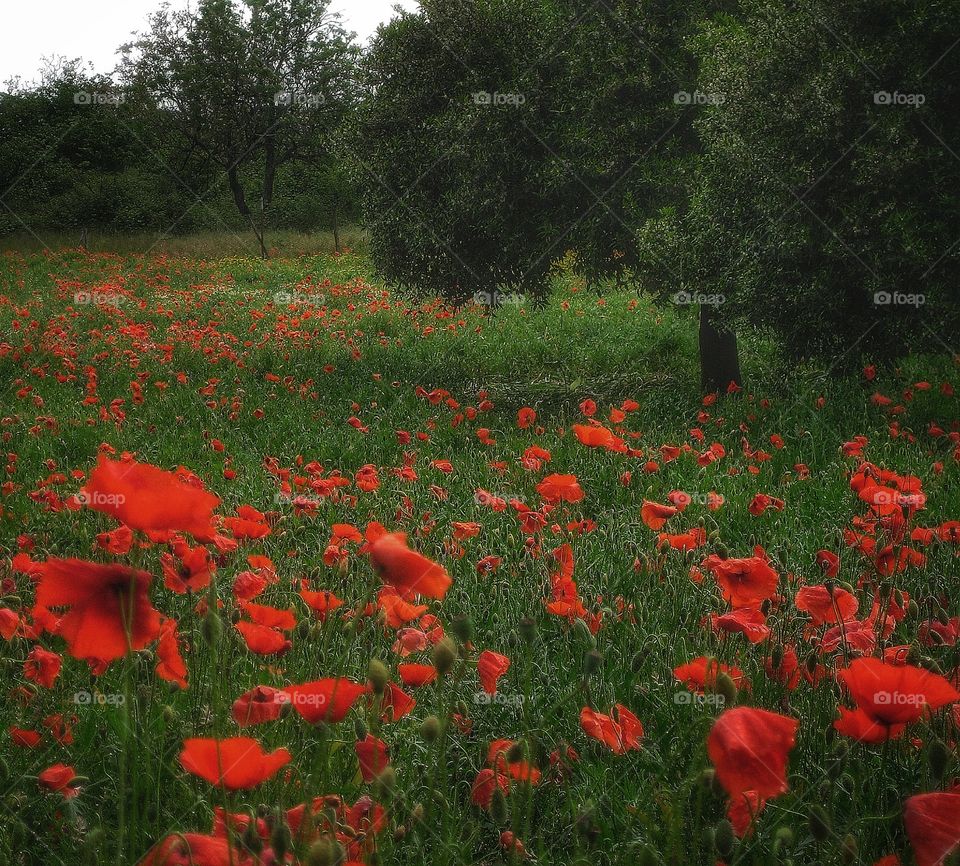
(0, 248), (958, 866)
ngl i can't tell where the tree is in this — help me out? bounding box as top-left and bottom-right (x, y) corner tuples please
(350, 0), (558, 302)
(123, 0), (360, 256)
(674, 0), (960, 365)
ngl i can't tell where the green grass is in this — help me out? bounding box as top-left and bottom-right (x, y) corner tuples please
(0, 249), (957, 866)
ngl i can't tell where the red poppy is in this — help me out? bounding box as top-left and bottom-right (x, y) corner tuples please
(82, 455), (219, 541)
(795, 584), (858, 626)
(834, 658), (959, 741)
(397, 663), (438, 687)
(34, 558), (161, 663)
(139, 833), (246, 866)
(706, 555), (779, 608)
(640, 500), (678, 530)
(904, 792), (960, 866)
(471, 767), (510, 808)
(234, 620), (291, 656)
(179, 737), (290, 790)
(477, 650), (511, 695)
(708, 707), (798, 805)
(355, 734), (389, 782)
(229, 688), (284, 732)
(674, 656), (748, 693)
(156, 619), (188, 689)
(579, 704), (643, 754)
(38, 763), (79, 798)
(368, 531), (452, 600)
(283, 678), (368, 723)
(24, 646), (61, 688)
(535, 473), (585, 504)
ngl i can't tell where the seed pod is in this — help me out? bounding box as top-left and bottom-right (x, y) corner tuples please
(773, 827), (794, 853)
(305, 838), (344, 866)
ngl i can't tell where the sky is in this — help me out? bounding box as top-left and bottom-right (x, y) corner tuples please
(0, 0), (420, 85)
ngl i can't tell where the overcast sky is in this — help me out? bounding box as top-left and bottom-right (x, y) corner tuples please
(0, 0), (420, 85)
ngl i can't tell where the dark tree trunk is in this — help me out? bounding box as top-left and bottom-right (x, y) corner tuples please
(228, 165), (268, 259)
(699, 306), (742, 393)
(332, 196), (340, 253)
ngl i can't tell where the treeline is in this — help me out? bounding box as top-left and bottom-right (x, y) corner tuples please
(356, 0), (959, 385)
(0, 0), (360, 250)
(2, 0), (958, 383)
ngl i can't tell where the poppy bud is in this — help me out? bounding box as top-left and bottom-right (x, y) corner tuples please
(841, 834), (858, 864)
(242, 813), (263, 854)
(432, 637), (458, 675)
(354, 718), (368, 742)
(929, 739), (950, 781)
(201, 609), (222, 646)
(455, 699), (469, 716)
(410, 803), (425, 824)
(296, 620), (310, 640)
(921, 656), (944, 674)
(714, 819), (735, 858)
(713, 672), (737, 707)
(270, 822), (291, 861)
(305, 838), (344, 866)
(573, 619), (595, 647)
(808, 806), (831, 842)
(630, 651), (646, 673)
(773, 827), (794, 853)
(714, 543), (729, 558)
(420, 715), (441, 743)
(373, 766), (397, 801)
(393, 825), (406, 842)
(230, 607), (242, 625)
(506, 742), (525, 763)
(162, 705), (176, 724)
(582, 649), (603, 678)
(770, 644), (784, 670)
(907, 599), (919, 618)
(368, 659), (390, 694)
(491, 787), (509, 825)
(450, 614), (474, 644)
(760, 598), (772, 615)
(805, 651), (819, 675)
(699, 767), (719, 795)
(518, 617), (537, 644)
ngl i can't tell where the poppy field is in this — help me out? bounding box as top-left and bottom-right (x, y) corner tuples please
(1, 249), (959, 866)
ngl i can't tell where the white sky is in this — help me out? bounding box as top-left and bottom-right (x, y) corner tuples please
(0, 0), (420, 85)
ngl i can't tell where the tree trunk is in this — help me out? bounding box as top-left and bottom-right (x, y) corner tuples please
(332, 196), (340, 253)
(699, 306), (742, 393)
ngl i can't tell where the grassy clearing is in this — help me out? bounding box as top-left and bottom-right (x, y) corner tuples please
(0, 250), (958, 866)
